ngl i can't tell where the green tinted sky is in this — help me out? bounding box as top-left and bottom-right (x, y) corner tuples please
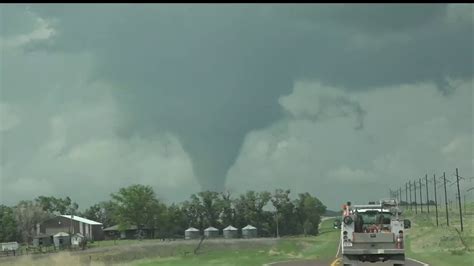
(0, 4), (472, 209)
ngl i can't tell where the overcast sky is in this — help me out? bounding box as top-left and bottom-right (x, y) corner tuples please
(0, 4), (472, 210)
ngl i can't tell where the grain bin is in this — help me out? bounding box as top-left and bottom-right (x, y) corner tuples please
(223, 225), (238, 239)
(204, 226), (219, 238)
(242, 225), (257, 238)
(184, 227), (200, 240)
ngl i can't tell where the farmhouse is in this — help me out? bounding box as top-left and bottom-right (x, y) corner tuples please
(36, 215), (104, 241)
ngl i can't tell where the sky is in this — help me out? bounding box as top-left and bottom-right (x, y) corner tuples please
(0, 4), (473, 210)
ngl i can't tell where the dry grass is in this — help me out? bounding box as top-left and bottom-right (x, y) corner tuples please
(0, 238), (278, 266)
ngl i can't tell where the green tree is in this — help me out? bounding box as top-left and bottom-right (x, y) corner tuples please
(271, 189), (297, 236)
(182, 194), (205, 229)
(197, 191), (223, 228)
(234, 190), (272, 235)
(14, 201), (51, 243)
(0, 205), (19, 242)
(220, 191), (235, 226)
(35, 196), (79, 215)
(294, 192), (327, 235)
(158, 203), (187, 239)
(111, 184), (164, 236)
(82, 201), (117, 228)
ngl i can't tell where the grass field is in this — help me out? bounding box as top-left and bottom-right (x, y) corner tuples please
(404, 202), (474, 266)
(134, 218), (340, 266)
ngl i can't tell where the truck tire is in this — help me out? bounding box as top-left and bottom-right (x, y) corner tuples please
(394, 264), (404, 266)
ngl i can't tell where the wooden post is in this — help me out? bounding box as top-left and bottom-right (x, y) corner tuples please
(425, 174), (430, 213)
(443, 172), (449, 226)
(409, 181), (412, 211)
(419, 178), (423, 213)
(414, 180), (418, 214)
(433, 174), (439, 227)
(456, 168), (463, 232)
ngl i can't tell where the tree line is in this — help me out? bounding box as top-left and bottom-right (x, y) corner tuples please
(0, 184), (326, 243)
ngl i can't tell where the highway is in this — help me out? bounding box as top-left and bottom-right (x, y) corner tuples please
(267, 257), (427, 266)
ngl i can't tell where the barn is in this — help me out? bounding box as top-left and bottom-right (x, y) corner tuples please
(36, 215), (104, 241)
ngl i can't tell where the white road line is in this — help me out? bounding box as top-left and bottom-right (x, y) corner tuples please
(262, 259), (296, 266)
(407, 257), (429, 266)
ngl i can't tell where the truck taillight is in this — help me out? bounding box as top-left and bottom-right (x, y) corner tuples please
(396, 230), (404, 249)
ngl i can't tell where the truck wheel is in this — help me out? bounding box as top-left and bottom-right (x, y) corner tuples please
(394, 264), (404, 266)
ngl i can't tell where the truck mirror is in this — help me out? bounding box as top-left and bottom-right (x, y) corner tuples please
(404, 219), (411, 229)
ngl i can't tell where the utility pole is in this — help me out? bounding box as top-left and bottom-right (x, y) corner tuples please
(405, 182), (408, 207)
(443, 172), (449, 226)
(399, 187), (402, 204)
(409, 181), (412, 211)
(275, 212), (280, 238)
(419, 178), (423, 213)
(456, 168), (463, 232)
(414, 180), (418, 214)
(425, 174), (430, 213)
(433, 174), (439, 227)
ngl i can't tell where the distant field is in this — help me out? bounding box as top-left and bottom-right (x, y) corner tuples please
(404, 202), (474, 266)
(0, 218), (340, 266)
(134, 218), (339, 266)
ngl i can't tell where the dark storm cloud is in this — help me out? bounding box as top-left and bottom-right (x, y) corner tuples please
(25, 4), (473, 191)
(0, 5), (38, 37)
(273, 4), (448, 34)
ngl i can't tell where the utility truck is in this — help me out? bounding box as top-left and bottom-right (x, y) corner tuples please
(340, 199), (407, 266)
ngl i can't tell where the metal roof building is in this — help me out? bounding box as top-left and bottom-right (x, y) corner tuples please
(36, 215), (104, 241)
(59, 215), (102, 225)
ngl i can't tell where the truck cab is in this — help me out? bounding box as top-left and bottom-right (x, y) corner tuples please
(340, 200), (405, 266)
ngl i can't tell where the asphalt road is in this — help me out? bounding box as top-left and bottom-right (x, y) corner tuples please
(267, 258), (426, 266)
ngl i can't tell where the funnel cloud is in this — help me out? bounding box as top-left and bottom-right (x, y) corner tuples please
(0, 4), (472, 209)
